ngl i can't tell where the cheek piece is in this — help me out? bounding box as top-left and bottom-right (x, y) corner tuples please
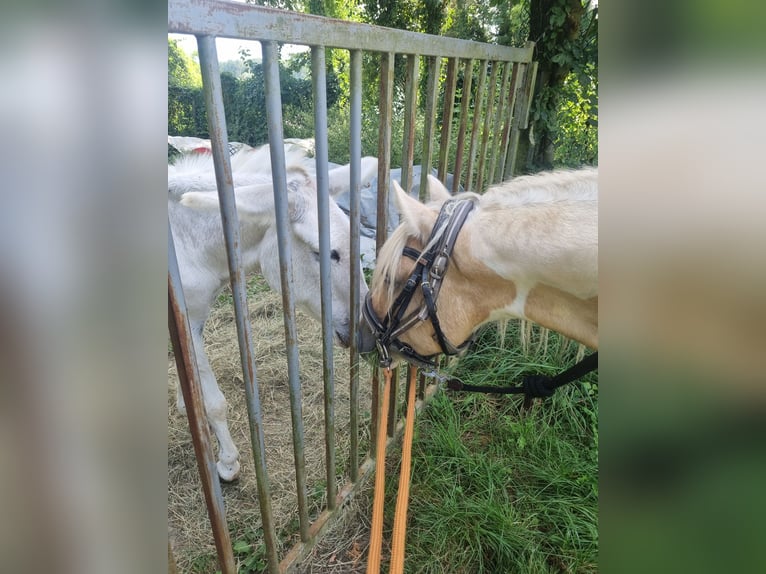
(363, 198), (477, 369)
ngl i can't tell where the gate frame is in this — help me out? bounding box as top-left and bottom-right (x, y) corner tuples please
(168, 2), (536, 572)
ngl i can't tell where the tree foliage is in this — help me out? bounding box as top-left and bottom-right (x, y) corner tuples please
(168, 39), (205, 137)
(167, 0), (598, 169)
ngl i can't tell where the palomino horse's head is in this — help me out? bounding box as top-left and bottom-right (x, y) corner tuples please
(361, 169), (599, 364)
(360, 175), (482, 365)
(181, 157), (378, 348)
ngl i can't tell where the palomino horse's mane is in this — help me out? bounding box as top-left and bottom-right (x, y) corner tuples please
(371, 193), (476, 309)
(481, 167), (597, 208)
(371, 168), (597, 310)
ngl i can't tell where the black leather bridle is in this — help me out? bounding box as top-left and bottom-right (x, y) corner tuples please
(363, 197), (478, 368)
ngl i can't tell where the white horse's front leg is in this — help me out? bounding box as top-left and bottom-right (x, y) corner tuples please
(186, 325), (241, 482)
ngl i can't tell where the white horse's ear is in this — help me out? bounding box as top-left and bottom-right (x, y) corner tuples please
(179, 190), (220, 211)
(327, 156), (379, 198)
(426, 174), (451, 204)
(181, 183), (280, 222)
(392, 179), (436, 237)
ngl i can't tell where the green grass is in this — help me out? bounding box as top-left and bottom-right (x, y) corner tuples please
(380, 323), (598, 573)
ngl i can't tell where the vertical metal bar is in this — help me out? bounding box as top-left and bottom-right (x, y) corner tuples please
(519, 60), (538, 129)
(419, 56), (441, 201)
(386, 367), (399, 437)
(311, 45), (338, 510)
(465, 59), (487, 192)
(348, 49), (362, 483)
(499, 63), (521, 182)
(168, 227), (236, 574)
(168, 539), (178, 574)
(261, 39), (310, 546)
(452, 58), (473, 194)
(400, 55), (419, 194)
(437, 57), (459, 182)
(371, 367), (380, 455)
(506, 62), (529, 178)
(372, 51), (394, 453)
(488, 61), (511, 184)
(375, 52), (394, 252)
(380, 52), (397, 436)
(196, 35), (280, 573)
(476, 61), (500, 192)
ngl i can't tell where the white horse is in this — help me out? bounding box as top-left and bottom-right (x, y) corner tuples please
(361, 169), (597, 363)
(169, 143), (378, 481)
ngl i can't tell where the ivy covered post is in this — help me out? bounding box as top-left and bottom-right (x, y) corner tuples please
(514, 0), (597, 172)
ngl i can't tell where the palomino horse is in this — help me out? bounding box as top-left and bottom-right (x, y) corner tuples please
(360, 169), (597, 368)
(170, 143), (378, 480)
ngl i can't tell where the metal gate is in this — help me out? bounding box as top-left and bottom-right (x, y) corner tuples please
(168, 1), (536, 571)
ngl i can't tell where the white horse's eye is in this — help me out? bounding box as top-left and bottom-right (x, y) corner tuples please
(312, 250), (340, 263)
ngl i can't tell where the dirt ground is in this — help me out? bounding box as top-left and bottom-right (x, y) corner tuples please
(168, 285), (375, 573)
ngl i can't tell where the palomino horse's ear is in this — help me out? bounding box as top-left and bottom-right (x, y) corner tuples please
(426, 174), (451, 204)
(392, 179), (437, 237)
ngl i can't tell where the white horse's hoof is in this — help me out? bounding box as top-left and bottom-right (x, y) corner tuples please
(217, 460), (241, 482)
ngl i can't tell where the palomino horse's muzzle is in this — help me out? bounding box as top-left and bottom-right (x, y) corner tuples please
(362, 198), (477, 368)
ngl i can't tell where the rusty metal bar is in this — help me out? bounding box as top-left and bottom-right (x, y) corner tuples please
(168, 539), (178, 574)
(348, 48), (362, 483)
(488, 61), (512, 185)
(262, 39), (311, 548)
(476, 61), (500, 193)
(465, 59), (487, 192)
(438, 57), (459, 182)
(419, 56), (441, 201)
(196, 35), (281, 573)
(169, 0), (535, 62)
(499, 62), (521, 182)
(452, 58), (473, 193)
(168, 226), (236, 574)
(311, 45), (338, 510)
(400, 55), (419, 194)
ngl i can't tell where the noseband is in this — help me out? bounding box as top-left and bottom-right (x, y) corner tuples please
(363, 197), (477, 368)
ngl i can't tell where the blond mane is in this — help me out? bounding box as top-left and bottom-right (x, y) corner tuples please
(482, 168), (597, 208)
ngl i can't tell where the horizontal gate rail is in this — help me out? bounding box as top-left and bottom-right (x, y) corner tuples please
(169, 0), (534, 63)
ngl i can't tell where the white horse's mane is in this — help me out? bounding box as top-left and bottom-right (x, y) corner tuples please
(168, 145), (314, 197)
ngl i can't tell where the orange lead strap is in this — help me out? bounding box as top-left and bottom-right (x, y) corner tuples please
(389, 365), (418, 574)
(366, 367), (393, 574)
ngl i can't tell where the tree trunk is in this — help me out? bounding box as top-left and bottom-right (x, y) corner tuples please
(514, 0), (584, 173)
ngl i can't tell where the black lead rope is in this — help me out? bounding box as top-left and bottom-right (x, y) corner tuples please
(446, 352), (598, 399)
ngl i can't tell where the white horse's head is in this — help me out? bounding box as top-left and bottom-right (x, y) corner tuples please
(181, 159), (377, 348)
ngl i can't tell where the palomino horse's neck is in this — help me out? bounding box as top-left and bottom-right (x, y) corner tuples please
(450, 185), (598, 350)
